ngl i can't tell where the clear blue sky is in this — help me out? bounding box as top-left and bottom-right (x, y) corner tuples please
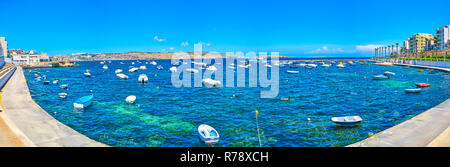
(1, 0), (449, 57)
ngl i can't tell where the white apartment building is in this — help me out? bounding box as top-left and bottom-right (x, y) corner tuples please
(435, 25), (450, 50)
(0, 37), (7, 67)
(11, 50), (41, 66)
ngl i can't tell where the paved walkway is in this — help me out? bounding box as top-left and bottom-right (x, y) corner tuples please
(349, 63), (450, 147)
(1, 67), (107, 147)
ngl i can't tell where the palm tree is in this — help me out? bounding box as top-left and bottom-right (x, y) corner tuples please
(396, 43), (399, 55)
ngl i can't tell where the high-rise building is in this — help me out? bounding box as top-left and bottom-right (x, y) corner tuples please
(408, 33), (433, 53)
(435, 25), (450, 50)
(403, 38), (410, 53)
(0, 37), (7, 68)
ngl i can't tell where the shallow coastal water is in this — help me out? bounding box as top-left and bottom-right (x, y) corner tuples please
(25, 59), (450, 147)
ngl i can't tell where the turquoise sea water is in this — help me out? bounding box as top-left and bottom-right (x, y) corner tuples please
(24, 60), (450, 147)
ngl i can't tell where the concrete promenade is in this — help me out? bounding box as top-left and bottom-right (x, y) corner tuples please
(1, 67), (107, 147)
(349, 63), (450, 147)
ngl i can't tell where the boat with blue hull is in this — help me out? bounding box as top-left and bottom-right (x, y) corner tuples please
(73, 94), (94, 109)
(198, 124), (220, 145)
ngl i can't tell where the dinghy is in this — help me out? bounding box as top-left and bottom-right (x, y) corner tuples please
(157, 65), (163, 70)
(84, 72), (91, 77)
(384, 71), (396, 76)
(139, 65), (147, 70)
(321, 64), (331, 67)
(125, 95), (136, 104)
(150, 61), (157, 65)
(198, 124), (220, 144)
(43, 81), (50, 85)
(186, 68), (199, 73)
(60, 84), (69, 89)
(206, 66), (217, 72)
(52, 80), (59, 85)
(59, 93), (67, 99)
(116, 73), (129, 79)
(415, 83), (430, 88)
(202, 78), (221, 87)
(138, 74), (148, 83)
(405, 88), (422, 93)
(331, 116), (362, 126)
(306, 64), (317, 68)
(372, 74), (389, 80)
(336, 62), (346, 68)
(169, 67), (177, 73)
(73, 94), (94, 109)
(286, 70), (299, 74)
(103, 65), (108, 70)
(115, 69), (123, 74)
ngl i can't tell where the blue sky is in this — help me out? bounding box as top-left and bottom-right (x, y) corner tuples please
(1, 0), (449, 57)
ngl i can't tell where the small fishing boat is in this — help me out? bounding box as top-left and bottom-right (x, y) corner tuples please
(415, 83), (430, 88)
(116, 73), (129, 79)
(287, 70), (299, 74)
(115, 69), (123, 74)
(321, 64), (331, 67)
(169, 67), (177, 73)
(331, 116), (362, 126)
(150, 61), (157, 65)
(186, 68), (199, 73)
(336, 62), (346, 68)
(59, 93), (67, 99)
(125, 95), (136, 104)
(405, 88), (422, 93)
(60, 84), (69, 89)
(84, 72), (91, 77)
(73, 94), (94, 109)
(198, 124), (220, 144)
(139, 65), (147, 70)
(128, 67), (139, 72)
(43, 81), (50, 85)
(384, 71), (396, 76)
(103, 65), (108, 70)
(202, 78), (221, 87)
(306, 64), (317, 68)
(120, 62), (125, 64)
(138, 74), (148, 83)
(157, 65), (163, 70)
(348, 61), (355, 65)
(206, 66), (217, 71)
(132, 62), (135, 65)
(52, 80), (59, 85)
(281, 97), (293, 101)
(372, 74), (389, 80)
(100, 61), (105, 64)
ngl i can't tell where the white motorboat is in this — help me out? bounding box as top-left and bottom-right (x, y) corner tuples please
(129, 67), (139, 72)
(321, 64), (332, 67)
(384, 71), (396, 76)
(125, 95), (136, 104)
(150, 61), (157, 65)
(186, 68), (199, 73)
(198, 124), (220, 144)
(103, 65), (108, 70)
(287, 70), (299, 74)
(202, 78), (221, 87)
(138, 74), (148, 83)
(59, 92), (67, 99)
(206, 66), (217, 72)
(405, 88), (422, 93)
(306, 64), (317, 68)
(115, 69), (123, 74)
(169, 67), (177, 73)
(157, 65), (163, 70)
(139, 65), (147, 70)
(84, 72), (91, 77)
(116, 73), (129, 79)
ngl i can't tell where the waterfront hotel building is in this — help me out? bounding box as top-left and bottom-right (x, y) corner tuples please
(435, 25), (450, 50)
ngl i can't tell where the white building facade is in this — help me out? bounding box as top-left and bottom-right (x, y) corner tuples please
(435, 25), (450, 50)
(0, 37), (7, 68)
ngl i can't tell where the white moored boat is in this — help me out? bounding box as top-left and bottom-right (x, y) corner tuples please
(150, 61), (157, 65)
(125, 95), (136, 104)
(157, 65), (163, 70)
(129, 67), (139, 72)
(198, 124), (220, 144)
(306, 64), (317, 68)
(138, 74), (148, 83)
(186, 68), (199, 73)
(331, 116), (362, 126)
(202, 78), (221, 87)
(206, 66), (217, 72)
(287, 70), (299, 74)
(103, 65), (108, 70)
(169, 67), (177, 73)
(115, 69), (123, 74)
(139, 65), (147, 70)
(116, 73), (128, 79)
(59, 93), (67, 99)
(84, 72), (91, 77)
(405, 88), (422, 93)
